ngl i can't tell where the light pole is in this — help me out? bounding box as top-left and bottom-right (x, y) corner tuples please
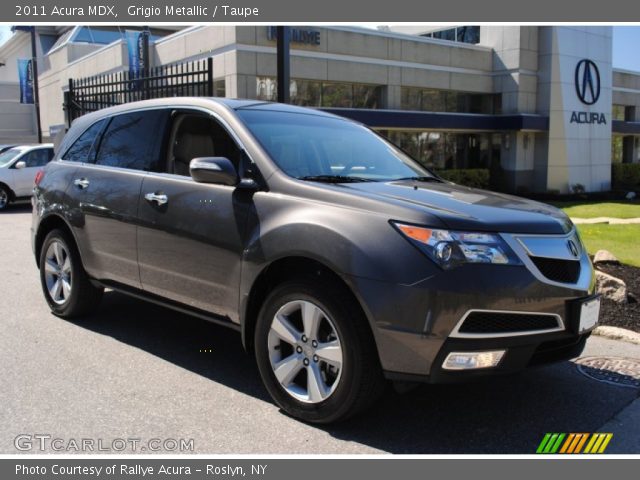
(276, 26), (290, 104)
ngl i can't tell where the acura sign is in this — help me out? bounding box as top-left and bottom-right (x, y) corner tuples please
(575, 59), (601, 105)
(570, 58), (606, 125)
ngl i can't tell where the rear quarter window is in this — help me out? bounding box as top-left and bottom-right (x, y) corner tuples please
(63, 119), (107, 162)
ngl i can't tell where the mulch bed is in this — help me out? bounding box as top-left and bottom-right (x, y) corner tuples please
(594, 262), (640, 332)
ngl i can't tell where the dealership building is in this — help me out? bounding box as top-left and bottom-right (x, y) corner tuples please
(1, 25), (639, 193)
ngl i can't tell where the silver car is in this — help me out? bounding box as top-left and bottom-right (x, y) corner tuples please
(0, 144), (54, 210)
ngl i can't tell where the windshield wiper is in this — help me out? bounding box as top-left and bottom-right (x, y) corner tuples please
(299, 175), (375, 183)
(393, 176), (443, 183)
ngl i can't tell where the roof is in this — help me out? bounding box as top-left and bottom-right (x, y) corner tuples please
(71, 97), (342, 128)
(11, 144), (54, 150)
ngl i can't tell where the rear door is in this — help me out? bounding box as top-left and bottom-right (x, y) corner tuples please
(136, 110), (252, 320)
(12, 147), (53, 196)
(67, 109), (170, 288)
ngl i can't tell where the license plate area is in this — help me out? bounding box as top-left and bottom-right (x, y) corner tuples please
(576, 295), (601, 334)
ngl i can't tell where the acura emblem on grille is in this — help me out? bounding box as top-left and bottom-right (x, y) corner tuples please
(567, 239), (580, 257)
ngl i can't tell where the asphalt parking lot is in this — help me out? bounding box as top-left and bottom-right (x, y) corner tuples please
(1, 203), (639, 454)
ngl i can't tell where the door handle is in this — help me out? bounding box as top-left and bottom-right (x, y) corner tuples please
(73, 178), (90, 189)
(144, 192), (168, 206)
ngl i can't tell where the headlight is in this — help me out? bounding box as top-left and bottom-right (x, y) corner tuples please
(391, 222), (521, 269)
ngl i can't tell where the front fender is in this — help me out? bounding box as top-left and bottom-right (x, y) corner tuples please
(237, 195), (440, 347)
(243, 197), (437, 286)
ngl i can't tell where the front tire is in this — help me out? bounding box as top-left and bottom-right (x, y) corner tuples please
(0, 185), (10, 211)
(255, 278), (385, 423)
(39, 229), (103, 318)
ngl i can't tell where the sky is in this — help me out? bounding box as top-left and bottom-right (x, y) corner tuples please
(0, 25), (639, 72)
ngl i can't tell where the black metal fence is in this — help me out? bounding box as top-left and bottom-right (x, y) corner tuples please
(65, 58), (214, 126)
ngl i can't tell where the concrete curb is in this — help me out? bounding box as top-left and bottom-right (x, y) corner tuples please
(593, 326), (640, 345)
(571, 217), (640, 224)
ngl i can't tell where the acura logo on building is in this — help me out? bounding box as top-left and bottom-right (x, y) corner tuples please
(575, 59), (601, 105)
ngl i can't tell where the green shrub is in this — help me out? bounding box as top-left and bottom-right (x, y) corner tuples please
(612, 163), (640, 191)
(436, 169), (490, 189)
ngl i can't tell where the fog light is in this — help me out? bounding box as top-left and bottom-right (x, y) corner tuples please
(443, 350), (506, 370)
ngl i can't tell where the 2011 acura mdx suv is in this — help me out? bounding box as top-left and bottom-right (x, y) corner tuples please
(32, 98), (599, 423)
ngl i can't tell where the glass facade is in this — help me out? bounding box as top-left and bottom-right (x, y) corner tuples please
(611, 136), (623, 163)
(612, 105), (626, 121)
(613, 104), (638, 122)
(48, 26), (174, 53)
(256, 77), (383, 109)
(213, 79), (226, 98)
(401, 87), (501, 114)
(380, 130), (502, 171)
(421, 26), (481, 45)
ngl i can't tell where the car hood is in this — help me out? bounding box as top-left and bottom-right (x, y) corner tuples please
(339, 180), (573, 234)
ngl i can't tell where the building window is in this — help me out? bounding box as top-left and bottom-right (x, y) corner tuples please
(255, 77), (383, 109)
(401, 87), (501, 114)
(256, 77), (277, 101)
(213, 79), (226, 97)
(456, 26), (481, 44)
(380, 130), (501, 172)
(612, 105), (626, 121)
(421, 26), (480, 45)
(611, 136), (623, 163)
(321, 82), (352, 108)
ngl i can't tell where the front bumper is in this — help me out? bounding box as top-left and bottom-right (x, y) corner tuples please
(345, 230), (596, 382)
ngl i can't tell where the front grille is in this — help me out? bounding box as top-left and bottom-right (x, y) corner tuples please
(458, 311), (561, 335)
(530, 257), (580, 283)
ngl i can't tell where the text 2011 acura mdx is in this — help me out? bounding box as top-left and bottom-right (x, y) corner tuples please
(32, 98), (600, 423)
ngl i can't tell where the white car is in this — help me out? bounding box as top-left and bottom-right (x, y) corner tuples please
(0, 144), (54, 210)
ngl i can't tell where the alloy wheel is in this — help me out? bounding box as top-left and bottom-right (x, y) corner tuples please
(0, 189), (7, 209)
(43, 241), (72, 305)
(267, 300), (344, 403)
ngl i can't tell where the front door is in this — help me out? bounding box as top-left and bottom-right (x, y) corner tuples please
(137, 111), (251, 320)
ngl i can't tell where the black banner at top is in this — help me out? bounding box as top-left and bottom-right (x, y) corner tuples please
(6, 0), (640, 22)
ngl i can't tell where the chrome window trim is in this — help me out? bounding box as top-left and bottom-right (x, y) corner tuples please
(449, 309), (565, 339)
(56, 104), (256, 183)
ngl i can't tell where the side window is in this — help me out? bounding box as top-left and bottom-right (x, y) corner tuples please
(21, 148), (52, 168)
(63, 119), (106, 162)
(95, 110), (169, 172)
(166, 113), (241, 176)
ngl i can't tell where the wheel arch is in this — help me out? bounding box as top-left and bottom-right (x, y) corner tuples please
(34, 213), (78, 267)
(241, 255), (379, 357)
(0, 181), (16, 202)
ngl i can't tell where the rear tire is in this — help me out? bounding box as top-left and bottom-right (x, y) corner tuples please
(39, 229), (103, 318)
(254, 277), (385, 423)
(0, 185), (10, 211)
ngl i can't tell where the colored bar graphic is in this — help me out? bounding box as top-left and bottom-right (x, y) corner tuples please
(559, 434), (575, 454)
(536, 433), (552, 454)
(537, 433), (612, 454)
(573, 433), (589, 454)
(598, 434), (613, 453)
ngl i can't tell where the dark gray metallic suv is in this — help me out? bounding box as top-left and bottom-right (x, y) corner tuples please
(32, 98), (600, 423)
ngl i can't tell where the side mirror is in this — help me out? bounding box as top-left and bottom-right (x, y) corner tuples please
(189, 157), (238, 186)
(14, 161), (26, 170)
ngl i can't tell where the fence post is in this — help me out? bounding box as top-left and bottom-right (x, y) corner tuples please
(207, 57), (214, 97)
(66, 78), (74, 127)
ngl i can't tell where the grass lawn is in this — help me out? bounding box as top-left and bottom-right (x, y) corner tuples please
(577, 224), (640, 267)
(550, 201), (640, 219)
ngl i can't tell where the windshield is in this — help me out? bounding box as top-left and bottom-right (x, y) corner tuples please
(0, 148), (22, 168)
(236, 109), (434, 182)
